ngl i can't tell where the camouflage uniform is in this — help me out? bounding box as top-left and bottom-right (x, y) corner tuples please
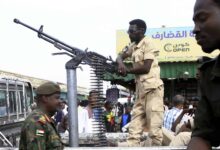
(19, 108), (63, 150)
(19, 82), (64, 150)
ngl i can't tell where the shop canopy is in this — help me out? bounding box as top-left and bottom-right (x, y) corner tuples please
(104, 62), (198, 91)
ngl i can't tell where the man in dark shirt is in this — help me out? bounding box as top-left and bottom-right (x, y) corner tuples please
(55, 101), (65, 125)
(187, 0), (220, 149)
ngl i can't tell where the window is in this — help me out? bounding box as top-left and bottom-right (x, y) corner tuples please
(20, 91), (25, 113)
(25, 84), (33, 111)
(9, 91), (16, 114)
(0, 90), (7, 117)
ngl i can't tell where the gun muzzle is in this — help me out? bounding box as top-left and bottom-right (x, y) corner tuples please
(13, 18), (20, 24)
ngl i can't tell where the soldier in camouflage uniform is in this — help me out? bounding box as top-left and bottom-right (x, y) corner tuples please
(19, 82), (64, 150)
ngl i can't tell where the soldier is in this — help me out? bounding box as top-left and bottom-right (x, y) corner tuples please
(187, 0), (220, 149)
(19, 82), (64, 150)
(117, 19), (164, 146)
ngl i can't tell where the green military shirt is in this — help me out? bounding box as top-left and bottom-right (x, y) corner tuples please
(19, 108), (64, 150)
(192, 55), (220, 146)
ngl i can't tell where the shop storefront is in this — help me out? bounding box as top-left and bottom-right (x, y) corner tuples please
(104, 61), (198, 101)
(160, 62), (198, 101)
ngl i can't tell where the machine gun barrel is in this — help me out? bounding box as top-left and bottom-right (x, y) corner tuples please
(14, 18), (84, 57)
(14, 18), (116, 72)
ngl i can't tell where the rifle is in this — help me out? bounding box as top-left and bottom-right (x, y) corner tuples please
(13, 18), (116, 73)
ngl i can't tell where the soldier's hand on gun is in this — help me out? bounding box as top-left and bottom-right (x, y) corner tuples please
(118, 63), (127, 76)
